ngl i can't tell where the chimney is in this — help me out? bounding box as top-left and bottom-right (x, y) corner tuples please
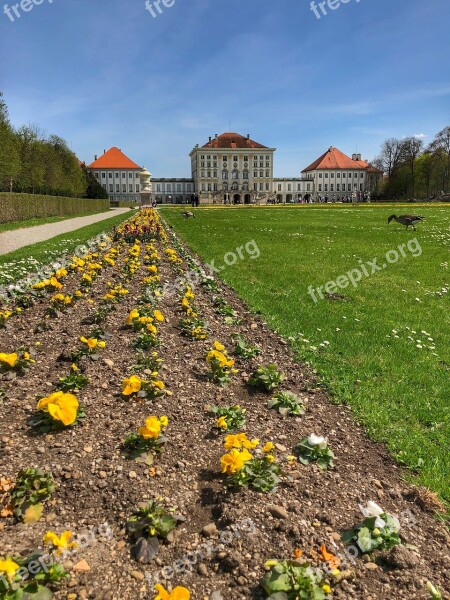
(215, 134), (218, 139)
(247, 134), (250, 139)
(352, 153), (357, 161)
(357, 153), (361, 161)
(209, 136), (212, 142)
(104, 149), (106, 154)
(94, 154), (98, 161)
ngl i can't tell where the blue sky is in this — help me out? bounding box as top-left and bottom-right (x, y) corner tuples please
(1, 0), (449, 177)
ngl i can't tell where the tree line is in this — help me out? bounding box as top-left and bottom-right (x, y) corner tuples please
(0, 92), (107, 199)
(373, 127), (450, 200)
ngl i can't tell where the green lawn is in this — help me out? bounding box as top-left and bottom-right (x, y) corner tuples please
(0, 212), (130, 287)
(161, 204), (450, 503)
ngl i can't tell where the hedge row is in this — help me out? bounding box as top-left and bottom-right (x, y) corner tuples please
(0, 193), (109, 224)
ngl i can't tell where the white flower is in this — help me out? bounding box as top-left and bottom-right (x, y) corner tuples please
(308, 434), (327, 449)
(374, 517), (386, 529)
(359, 501), (384, 518)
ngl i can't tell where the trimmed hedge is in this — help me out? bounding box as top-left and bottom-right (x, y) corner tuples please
(0, 193), (109, 224)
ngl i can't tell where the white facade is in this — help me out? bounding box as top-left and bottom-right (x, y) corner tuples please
(93, 168), (142, 202)
(153, 178), (195, 204)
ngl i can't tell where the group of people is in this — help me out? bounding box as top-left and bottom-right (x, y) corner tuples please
(191, 194), (200, 207)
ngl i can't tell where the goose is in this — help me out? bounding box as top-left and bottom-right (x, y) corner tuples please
(182, 211), (196, 219)
(388, 214), (425, 231)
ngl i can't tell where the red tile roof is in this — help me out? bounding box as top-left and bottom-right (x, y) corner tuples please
(202, 132), (268, 149)
(303, 147), (370, 171)
(88, 147), (142, 170)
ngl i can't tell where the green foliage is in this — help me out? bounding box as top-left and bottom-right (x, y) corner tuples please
(342, 513), (401, 553)
(268, 391), (306, 417)
(249, 364), (285, 392)
(132, 332), (160, 350)
(129, 352), (163, 373)
(122, 431), (167, 458)
(0, 193), (108, 225)
(227, 457), (281, 493)
(56, 371), (89, 391)
(10, 469), (55, 522)
(81, 163), (109, 199)
(294, 437), (335, 470)
(233, 335), (261, 359)
(210, 405), (246, 431)
(261, 560), (331, 599)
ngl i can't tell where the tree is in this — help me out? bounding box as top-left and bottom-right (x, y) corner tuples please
(428, 126), (450, 191)
(401, 137), (423, 198)
(0, 91), (20, 190)
(81, 164), (109, 199)
(373, 138), (404, 178)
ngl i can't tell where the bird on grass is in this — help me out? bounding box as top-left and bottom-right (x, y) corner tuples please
(387, 214), (425, 231)
(182, 211), (196, 219)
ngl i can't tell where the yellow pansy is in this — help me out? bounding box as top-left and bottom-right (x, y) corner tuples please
(0, 558), (19, 582)
(221, 448), (253, 474)
(213, 341), (225, 352)
(126, 309), (140, 325)
(154, 584), (190, 600)
(37, 391), (79, 426)
(224, 433), (259, 450)
(323, 585), (331, 594)
(43, 531), (78, 555)
(122, 375), (143, 396)
(159, 416), (169, 427)
(265, 454), (275, 464)
(216, 416), (228, 430)
(263, 442), (275, 453)
(153, 310), (164, 322)
(80, 337), (98, 349)
(153, 380), (165, 390)
(0, 353), (18, 368)
(139, 416), (161, 439)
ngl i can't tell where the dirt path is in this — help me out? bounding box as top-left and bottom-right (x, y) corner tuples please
(0, 208), (132, 255)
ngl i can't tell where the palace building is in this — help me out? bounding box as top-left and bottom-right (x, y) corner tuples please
(87, 137), (382, 205)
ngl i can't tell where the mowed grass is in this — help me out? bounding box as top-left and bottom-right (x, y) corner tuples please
(0, 211), (131, 286)
(161, 204), (450, 503)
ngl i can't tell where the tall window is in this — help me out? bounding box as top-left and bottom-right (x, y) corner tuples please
(243, 170), (249, 179)
(222, 171), (228, 179)
(232, 170), (239, 179)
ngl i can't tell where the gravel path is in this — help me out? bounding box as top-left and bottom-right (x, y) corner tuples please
(0, 208), (132, 255)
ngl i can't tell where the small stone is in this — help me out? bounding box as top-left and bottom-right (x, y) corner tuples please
(131, 570), (145, 581)
(210, 593), (223, 600)
(202, 523), (218, 537)
(84, 446), (93, 453)
(37, 447), (46, 454)
(250, 323), (258, 330)
(275, 443), (287, 452)
(197, 563), (208, 576)
(98, 471), (107, 479)
(73, 560), (91, 573)
(103, 359), (114, 367)
(364, 562), (379, 570)
(128, 471), (137, 479)
(67, 594), (77, 600)
(237, 576), (247, 586)
(117, 541), (126, 549)
(268, 505), (289, 520)
(383, 546), (420, 569)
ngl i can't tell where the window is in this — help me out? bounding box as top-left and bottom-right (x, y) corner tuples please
(348, 173), (352, 178)
(129, 173), (133, 179)
(213, 171), (217, 178)
(157, 184), (161, 192)
(223, 183), (228, 191)
(108, 173), (113, 179)
(331, 184), (334, 191)
(232, 170), (239, 179)
(288, 184), (291, 191)
(360, 183), (363, 191)
(101, 173), (106, 179)
(266, 156), (270, 160)
(136, 173), (140, 179)
(337, 184), (340, 192)
(201, 172), (205, 178)
(223, 156), (227, 161)
(115, 172), (119, 179)
(325, 173), (328, 179)
(354, 173), (358, 178)
(213, 183), (218, 191)
(254, 183), (258, 191)
(244, 156), (248, 162)
(243, 171), (249, 179)
(122, 173), (126, 179)
(207, 162), (211, 168)
(337, 172), (341, 178)
(331, 173), (334, 178)
(360, 173), (364, 178)
(94, 172), (99, 178)
(116, 184), (120, 192)
(136, 184), (140, 192)
(201, 162), (205, 167)
(266, 170), (270, 178)
(319, 173), (323, 178)
(129, 184), (133, 192)
(298, 184), (301, 191)
(266, 162), (270, 168)
(307, 184), (311, 191)
(109, 184), (113, 192)
(259, 183), (263, 191)
(266, 183), (270, 191)
(233, 156), (238, 162)
(260, 170), (264, 178)
(201, 155), (205, 159)
(122, 184), (126, 192)
(207, 171), (211, 178)
(222, 171), (228, 179)
(207, 184), (212, 191)
(278, 184), (282, 191)
(348, 184), (351, 191)
(318, 184), (322, 192)
(177, 184), (181, 192)
(253, 171), (258, 177)
(324, 184), (328, 192)
(201, 183), (205, 191)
